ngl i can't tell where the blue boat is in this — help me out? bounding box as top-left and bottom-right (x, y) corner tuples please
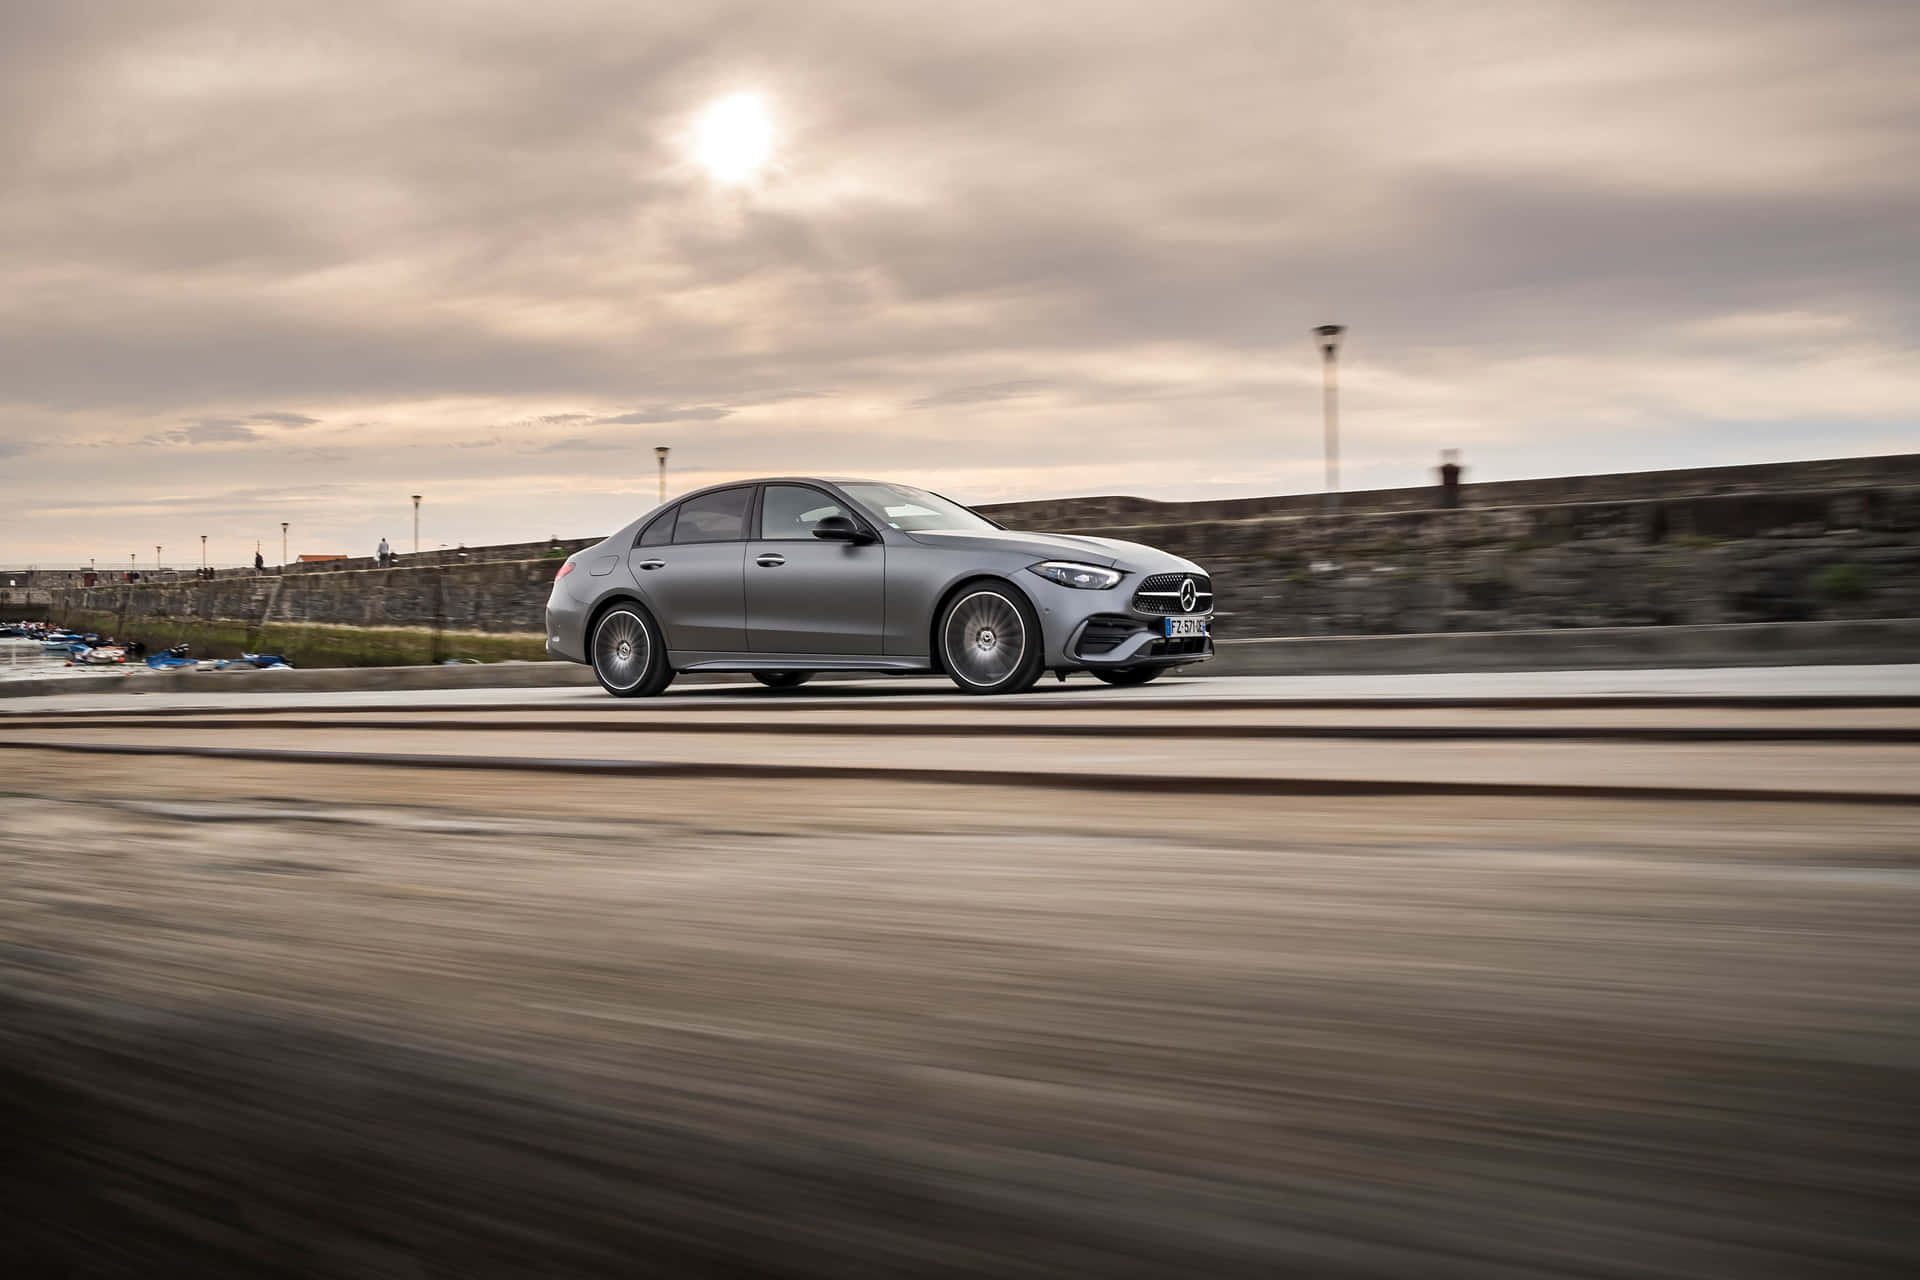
(146, 643), (198, 670)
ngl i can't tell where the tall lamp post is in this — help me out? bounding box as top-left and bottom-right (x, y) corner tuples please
(281, 522), (289, 568)
(200, 534), (208, 574)
(1313, 324), (1345, 516)
(155, 545), (162, 573)
(411, 494), (422, 554)
(655, 446), (671, 503)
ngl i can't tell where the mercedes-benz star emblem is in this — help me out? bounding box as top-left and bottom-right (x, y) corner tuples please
(1178, 577), (1198, 612)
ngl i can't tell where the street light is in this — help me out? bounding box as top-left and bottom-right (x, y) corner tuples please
(201, 534), (208, 574)
(411, 494), (422, 553)
(155, 544), (162, 573)
(281, 522), (289, 568)
(1313, 324), (1346, 516)
(654, 446), (671, 504)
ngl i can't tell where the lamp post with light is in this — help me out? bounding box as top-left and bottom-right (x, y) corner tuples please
(1313, 324), (1345, 516)
(281, 522), (289, 569)
(655, 446), (671, 504)
(155, 545), (162, 574)
(411, 495), (422, 554)
(201, 534), (208, 575)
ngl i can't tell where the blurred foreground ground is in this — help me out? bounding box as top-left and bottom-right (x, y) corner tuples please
(2, 675), (1917, 1276)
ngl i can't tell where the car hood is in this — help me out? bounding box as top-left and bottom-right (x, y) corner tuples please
(906, 529), (1201, 572)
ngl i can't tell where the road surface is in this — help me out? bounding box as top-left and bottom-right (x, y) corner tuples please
(3, 670), (1916, 1277)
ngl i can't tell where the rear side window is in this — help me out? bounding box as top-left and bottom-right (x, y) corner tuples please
(637, 508), (676, 547)
(673, 487), (752, 543)
(760, 485), (852, 539)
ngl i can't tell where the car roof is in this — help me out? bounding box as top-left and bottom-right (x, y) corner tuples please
(670, 476), (885, 496)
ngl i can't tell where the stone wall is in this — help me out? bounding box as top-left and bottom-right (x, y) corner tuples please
(977, 452), (1920, 529)
(1064, 487), (1920, 636)
(42, 454), (1920, 663)
(47, 559), (559, 666)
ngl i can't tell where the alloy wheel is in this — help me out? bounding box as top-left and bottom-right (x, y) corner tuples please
(942, 590), (1028, 689)
(592, 608), (652, 693)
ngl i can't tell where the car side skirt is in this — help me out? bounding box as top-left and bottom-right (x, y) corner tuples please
(674, 651), (935, 673)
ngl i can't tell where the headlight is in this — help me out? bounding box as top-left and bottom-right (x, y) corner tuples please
(1028, 561), (1123, 590)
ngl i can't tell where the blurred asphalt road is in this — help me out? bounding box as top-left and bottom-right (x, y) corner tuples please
(2, 671), (1917, 1277)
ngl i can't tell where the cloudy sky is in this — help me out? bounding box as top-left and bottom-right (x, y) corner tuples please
(2, 0), (1915, 566)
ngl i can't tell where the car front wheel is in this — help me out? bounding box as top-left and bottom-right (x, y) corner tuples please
(590, 605), (673, 698)
(938, 584), (1044, 695)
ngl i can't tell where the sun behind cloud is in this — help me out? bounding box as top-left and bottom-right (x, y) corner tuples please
(691, 92), (774, 184)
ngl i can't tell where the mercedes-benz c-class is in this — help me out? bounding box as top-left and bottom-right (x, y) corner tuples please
(546, 478), (1213, 696)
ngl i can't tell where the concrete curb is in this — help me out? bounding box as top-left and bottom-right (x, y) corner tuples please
(1211, 618), (1920, 676)
(8, 714), (1917, 743)
(3, 739), (1913, 807)
(5, 617), (1915, 699)
(0, 660), (599, 700)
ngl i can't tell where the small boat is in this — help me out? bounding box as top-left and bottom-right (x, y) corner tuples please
(216, 652), (294, 670)
(146, 643), (198, 670)
(69, 645), (127, 665)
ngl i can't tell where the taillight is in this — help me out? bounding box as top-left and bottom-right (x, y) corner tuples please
(555, 561), (574, 580)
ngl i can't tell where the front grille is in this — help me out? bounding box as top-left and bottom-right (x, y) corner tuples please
(1131, 572), (1213, 615)
(1076, 615), (1141, 657)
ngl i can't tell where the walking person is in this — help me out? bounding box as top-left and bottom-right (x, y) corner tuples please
(254, 545), (265, 572)
(377, 536), (392, 567)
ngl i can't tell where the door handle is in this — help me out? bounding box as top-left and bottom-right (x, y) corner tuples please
(755, 555), (786, 567)
(637, 559), (666, 571)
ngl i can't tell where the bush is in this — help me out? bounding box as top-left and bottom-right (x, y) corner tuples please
(1814, 563), (1872, 601)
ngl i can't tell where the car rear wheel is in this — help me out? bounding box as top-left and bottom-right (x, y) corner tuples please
(752, 671), (812, 689)
(1089, 666), (1162, 687)
(939, 585), (1044, 695)
(590, 605), (673, 698)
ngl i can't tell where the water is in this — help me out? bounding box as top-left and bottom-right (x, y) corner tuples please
(0, 636), (131, 684)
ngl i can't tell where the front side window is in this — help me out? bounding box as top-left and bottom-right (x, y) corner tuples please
(673, 487), (752, 543)
(760, 485), (852, 539)
(839, 482), (998, 533)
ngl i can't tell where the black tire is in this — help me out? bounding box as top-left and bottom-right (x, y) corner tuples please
(589, 604), (674, 698)
(752, 671), (812, 690)
(1090, 666), (1163, 687)
(937, 582), (1045, 695)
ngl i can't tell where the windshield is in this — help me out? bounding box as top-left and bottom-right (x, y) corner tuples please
(839, 482), (1000, 533)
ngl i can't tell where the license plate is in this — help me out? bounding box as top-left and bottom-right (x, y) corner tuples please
(1164, 616), (1210, 638)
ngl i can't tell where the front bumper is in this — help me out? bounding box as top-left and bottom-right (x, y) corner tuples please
(1065, 615), (1214, 667)
(1022, 574), (1214, 670)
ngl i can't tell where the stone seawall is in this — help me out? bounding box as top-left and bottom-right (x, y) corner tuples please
(976, 451), (1920, 529)
(42, 455), (1920, 666)
(1057, 486), (1920, 636)
(48, 559), (557, 666)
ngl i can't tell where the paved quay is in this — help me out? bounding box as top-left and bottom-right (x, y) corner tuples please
(4, 664), (1917, 1277)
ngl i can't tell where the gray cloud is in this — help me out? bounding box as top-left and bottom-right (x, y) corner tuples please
(909, 381), (1048, 410)
(2, 0), (1916, 564)
(594, 406), (736, 425)
(138, 420), (262, 446)
(531, 435), (615, 453)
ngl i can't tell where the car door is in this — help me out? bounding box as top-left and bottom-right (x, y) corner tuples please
(628, 486), (751, 654)
(746, 484), (885, 654)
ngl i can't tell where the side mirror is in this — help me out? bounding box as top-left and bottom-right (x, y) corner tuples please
(812, 515), (873, 544)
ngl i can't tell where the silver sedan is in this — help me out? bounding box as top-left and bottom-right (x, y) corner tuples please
(545, 477), (1213, 696)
